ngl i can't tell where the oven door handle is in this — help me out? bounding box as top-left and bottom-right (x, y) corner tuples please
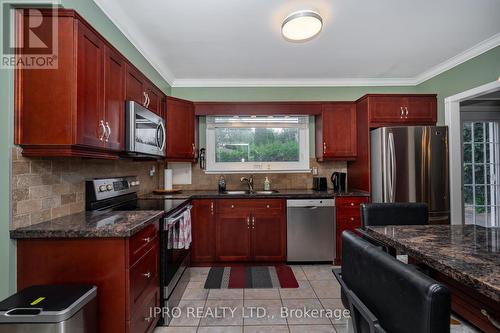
(165, 205), (192, 229)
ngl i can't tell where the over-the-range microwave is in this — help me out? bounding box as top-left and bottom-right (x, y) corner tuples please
(125, 101), (166, 158)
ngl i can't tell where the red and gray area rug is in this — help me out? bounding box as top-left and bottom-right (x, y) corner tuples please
(204, 265), (299, 289)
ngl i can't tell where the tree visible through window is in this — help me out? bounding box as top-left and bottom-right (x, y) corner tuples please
(462, 121), (500, 226)
(206, 116), (309, 172)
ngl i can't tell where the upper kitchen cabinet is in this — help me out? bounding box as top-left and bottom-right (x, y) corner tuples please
(125, 65), (163, 117)
(316, 103), (357, 161)
(362, 94), (437, 127)
(15, 9), (165, 158)
(166, 96), (197, 161)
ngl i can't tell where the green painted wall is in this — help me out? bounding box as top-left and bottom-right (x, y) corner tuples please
(172, 46), (500, 125)
(416, 45), (500, 123)
(0, 0), (170, 299)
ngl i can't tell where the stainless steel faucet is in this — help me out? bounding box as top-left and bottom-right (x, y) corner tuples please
(240, 175), (254, 193)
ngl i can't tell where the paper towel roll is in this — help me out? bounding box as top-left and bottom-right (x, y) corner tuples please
(164, 169), (173, 190)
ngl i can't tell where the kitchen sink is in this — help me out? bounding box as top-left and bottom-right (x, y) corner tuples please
(222, 190), (279, 195)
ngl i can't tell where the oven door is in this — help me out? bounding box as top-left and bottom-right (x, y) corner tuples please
(160, 206), (191, 300)
(125, 101), (166, 157)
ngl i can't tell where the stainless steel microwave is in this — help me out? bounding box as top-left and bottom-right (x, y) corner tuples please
(125, 101), (166, 157)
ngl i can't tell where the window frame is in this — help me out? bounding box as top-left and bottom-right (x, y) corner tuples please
(205, 116), (310, 173)
(461, 110), (500, 227)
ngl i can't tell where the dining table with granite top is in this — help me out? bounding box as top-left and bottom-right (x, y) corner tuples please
(363, 224), (499, 332)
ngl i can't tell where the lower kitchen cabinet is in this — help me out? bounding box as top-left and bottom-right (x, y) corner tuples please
(191, 199), (216, 263)
(210, 199), (286, 262)
(335, 196), (370, 265)
(16, 221), (160, 333)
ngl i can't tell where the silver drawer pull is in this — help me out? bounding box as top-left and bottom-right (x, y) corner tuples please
(481, 309), (500, 329)
(350, 202), (354, 206)
(231, 204), (234, 208)
(143, 237), (151, 243)
(350, 217), (355, 221)
(143, 272), (151, 278)
(144, 316), (152, 322)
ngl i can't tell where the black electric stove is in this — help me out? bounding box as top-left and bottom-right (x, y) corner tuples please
(85, 176), (191, 326)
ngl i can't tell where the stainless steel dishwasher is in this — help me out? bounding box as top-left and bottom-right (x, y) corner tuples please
(287, 199), (335, 262)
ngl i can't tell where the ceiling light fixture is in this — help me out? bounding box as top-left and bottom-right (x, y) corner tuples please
(281, 10), (323, 42)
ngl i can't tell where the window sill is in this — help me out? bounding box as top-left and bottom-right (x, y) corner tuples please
(203, 169), (312, 174)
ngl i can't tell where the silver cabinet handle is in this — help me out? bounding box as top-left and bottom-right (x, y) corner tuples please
(247, 216), (250, 229)
(143, 91), (147, 106)
(98, 120), (106, 141)
(323, 142), (326, 154)
(146, 93), (150, 108)
(210, 202), (214, 215)
(192, 143), (196, 156)
(143, 272), (151, 278)
(400, 107), (404, 119)
(405, 107), (409, 118)
(143, 237), (151, 243)
(104, 122), (111, 142)
(252, 216), (255, 229)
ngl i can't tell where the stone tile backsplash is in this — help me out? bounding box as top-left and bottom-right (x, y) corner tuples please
(168, 159), (347, 191)
(11, 147), (164, 229)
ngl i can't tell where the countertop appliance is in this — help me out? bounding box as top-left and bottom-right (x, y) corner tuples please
(313, 177), (328, 191)
(331, 172), (346, 193)
(125, 101), (166, 157)
(286, 199), (335, 262)
(85, 176), (190, 326)
(370, 126), (450, 224)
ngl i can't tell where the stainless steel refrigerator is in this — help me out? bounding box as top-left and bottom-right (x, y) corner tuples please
(370, 126), (450, 224)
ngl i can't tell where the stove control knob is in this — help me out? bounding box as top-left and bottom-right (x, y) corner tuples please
(135, 181), (140, 186)
(106, 184), (113, 191)
(99, 185), (107, 192)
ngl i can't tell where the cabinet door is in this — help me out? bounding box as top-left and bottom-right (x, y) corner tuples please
(145, 84), (162, 116)
(103, 47), (125, 151)
(216, 208), (251, 262)
(322, 103), (357, 159)
(369, 96), (406, 126)
(191, 200), (216, 263)
(76, 22), (105, 148)
(405, 96), (437, 124)
(166, 97), (196, 160)
(126, 65), (146, 106)
(251, 207), (286, 261)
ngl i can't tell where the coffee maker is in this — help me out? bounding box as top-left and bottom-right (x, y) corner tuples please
(331, 172), (347, 193)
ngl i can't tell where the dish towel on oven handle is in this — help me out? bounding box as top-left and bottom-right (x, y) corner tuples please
(179, 209), (192, 249)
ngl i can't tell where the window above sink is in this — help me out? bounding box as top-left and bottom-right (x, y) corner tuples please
(205, 116), (310, 173)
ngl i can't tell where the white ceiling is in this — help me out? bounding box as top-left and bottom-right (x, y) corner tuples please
(93, 0), (500, 87)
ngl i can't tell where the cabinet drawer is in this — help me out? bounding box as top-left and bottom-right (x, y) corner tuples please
(337, 216), (361, 231)
(130, 287), (159, 333)
(252, 199), (284, 214)
(129, 221), (159, 266)
(336, 207), (361, 219)
(130, 243), (159, 312)
(336, 197), (368, 208)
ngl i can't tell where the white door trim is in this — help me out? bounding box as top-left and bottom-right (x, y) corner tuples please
(444, 80), (500, 225)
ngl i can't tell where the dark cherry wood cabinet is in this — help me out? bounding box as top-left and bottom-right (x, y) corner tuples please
(364, 94), (437, 127)
(16, 221), (161, 333)
(166, 96), (197, 161)
(191, 199), (216, 263)
(15, 9), (165, 158)
(316, 103), (357, 161)
(347, 94), (437, 192)
(215, 199), (286, 262)
(335, 196), (369, 265)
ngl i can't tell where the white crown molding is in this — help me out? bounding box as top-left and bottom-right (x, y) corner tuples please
(92, 0), (175, 86)
(93, 0), (499, 89)
(172, 77), (417, 88)
(414, 32), (500, 85)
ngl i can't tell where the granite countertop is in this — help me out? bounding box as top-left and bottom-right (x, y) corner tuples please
(10, 210), (165, 239)
(365, 225), (500, 302)
(140, 189), (370, 200)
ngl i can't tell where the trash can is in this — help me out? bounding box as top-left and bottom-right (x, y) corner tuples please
(0, 285), (97, 333)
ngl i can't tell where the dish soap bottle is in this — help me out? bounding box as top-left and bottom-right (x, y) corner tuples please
(264, 177), (271, 191)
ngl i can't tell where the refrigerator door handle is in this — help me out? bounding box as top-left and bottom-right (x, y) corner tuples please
(388, 132), (397, 203)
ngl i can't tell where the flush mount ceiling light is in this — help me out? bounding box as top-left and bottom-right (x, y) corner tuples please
(281, 10), (323, 42)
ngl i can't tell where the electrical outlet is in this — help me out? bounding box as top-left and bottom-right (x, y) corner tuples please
(312, 167), (318, 175)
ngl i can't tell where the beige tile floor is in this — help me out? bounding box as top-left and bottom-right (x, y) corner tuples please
(155, 265), (348, 333)
(154, 265), (481, 333)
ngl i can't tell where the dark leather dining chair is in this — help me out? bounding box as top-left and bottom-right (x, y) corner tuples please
(333, 231), (450, 333)
(360, 202), (429, 227)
